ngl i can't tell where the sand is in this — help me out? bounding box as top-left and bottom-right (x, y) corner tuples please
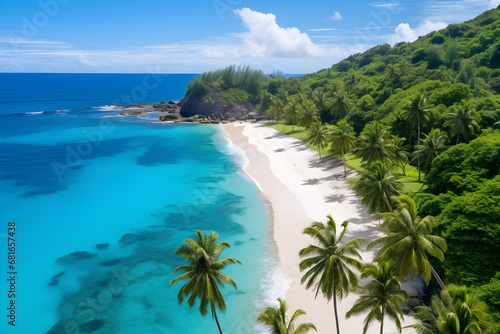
(222, 122), (419, 334)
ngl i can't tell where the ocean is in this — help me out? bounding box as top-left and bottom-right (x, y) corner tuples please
(0, 73), (282, 333)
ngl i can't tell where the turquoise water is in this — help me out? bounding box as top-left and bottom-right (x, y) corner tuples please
(0, 74), (280, 333)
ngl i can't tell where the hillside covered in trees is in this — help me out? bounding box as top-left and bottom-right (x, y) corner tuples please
(183, 5), (500, 333)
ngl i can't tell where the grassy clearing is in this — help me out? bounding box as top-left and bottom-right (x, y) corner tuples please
(265, 122), (425, 195)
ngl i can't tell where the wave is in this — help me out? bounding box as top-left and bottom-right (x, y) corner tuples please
(24, 111), (44, 115)
(93, 105), (122, 111)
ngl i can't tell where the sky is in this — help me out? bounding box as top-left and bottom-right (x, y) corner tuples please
(0, 0), (498, 74)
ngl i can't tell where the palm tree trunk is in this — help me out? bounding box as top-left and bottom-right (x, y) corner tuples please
(319, 147), (322, 159)
(380, 307), (385, 334)
(430, 265), (447, 291)
(417, 122), (421, 182)
(456, 133), (460, 145)
(333, 296), (340, 334)
(213, 309), (223, 334)
(342, 148), (347, 178)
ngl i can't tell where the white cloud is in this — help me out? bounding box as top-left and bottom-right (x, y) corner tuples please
(77, 54), (97, 67)
(308, 28), (341, 31)
(389, 20), (448, 44)
(328, 11), (343, 21)
(369, 2), (402, 9)
(490, 0), (500, 8)
(423, 1), (491, 22)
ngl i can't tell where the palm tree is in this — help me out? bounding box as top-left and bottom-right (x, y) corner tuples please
(301, 99), (320, 130)
(168, 230), (242, 334)
(404, 93), (431, 182)
(368, 195), (447, 290)
(257, 298), (317, 334)
(285, 97), (302, 131)
(444, 99), (480, 144)
(384, 65), (401, 85)
(356, 122), (395, 167)
(354, 161), (402, 214)
(299, 216), (366, 334)
(308, 122), (330, 159)
(414, 129), (448, 173)
(313, 88), (333, 115)
(270, 98), (286, 131)
(390, 135), (410, 176)
(406, 284), (491, 334)
(331, 89), (352, 120)
(330, 119), (357, 178)
(346, 260), (408, 334)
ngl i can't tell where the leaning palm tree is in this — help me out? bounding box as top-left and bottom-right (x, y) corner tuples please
(285, 97), (302, 131)
(406, 284), (491, 334)
(368, 195), (447, 290)
(444, 99), (480, 144)
(414, 129), (448, 173)
(331, 89), (352, 120)
(308, 122), (330, 159)
(354, 161), (402, 214)
(330, 119), (357, 178)
(346, 260), (408, 334)
(404, 93), (431, 181)
(270, 98), (286, 131)
(301, 99), (320, 130)
(257, 298), (317, 334)
(168, 230), (242, 334)
(299, 216), (366, 334)
(356, 122), (395, 167)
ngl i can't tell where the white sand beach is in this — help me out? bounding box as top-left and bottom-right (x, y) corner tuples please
(223, 122), (419, 334)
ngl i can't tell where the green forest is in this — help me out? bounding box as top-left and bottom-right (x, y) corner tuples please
(181, 6), (500, 334)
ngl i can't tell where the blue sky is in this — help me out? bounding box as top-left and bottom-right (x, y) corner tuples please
(0, 0), (498, 73)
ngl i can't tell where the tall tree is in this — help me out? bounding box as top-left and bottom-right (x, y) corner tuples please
(257, 298), (317, 334)
(301, 99), (320, 130)
(299, 216), (366, 334)
(444, 99), (480, 144)
(308, 122), (330, 159)
(331, 119), (357, 178)
(368, 195), (447, 290)
(331, 89), (352, 120)
(390, 135), (410, 176)
(168, 230), (242, 334)
(356, 122), (395, 167)
(346, 260), (408, 334)
(285, 97), (302, 131)
(406, 285), (491, 334)
(354, 161), (402, 214)
(414, 128), (448, 173)
(270, 97), (286, 131)
(404, 93), (431, 181)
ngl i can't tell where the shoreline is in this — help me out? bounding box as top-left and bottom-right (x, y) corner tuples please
(222, 122), (419, 333)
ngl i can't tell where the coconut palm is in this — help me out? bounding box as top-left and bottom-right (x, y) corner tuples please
(270, 98), (286, 131)
(346, 260), (408, 334)
(257, 298), (317, 334)
(308, 122), (330, 159)
(414, 129), (448, 173)
(330, 119), (357, 178)
(385, 65), (401, 85)
(356, 122), (395, 167)
(301, 99), (320, 130)
(406, 284), (491, 334)
(313, 88), (333, 114)
(299, 216), (366, 334)
(331, 89), (352, 120)
(390, 135), (410, 176)
(285, 97), (302, 131)
(368, 195), (447, 290)
(354, 161), (402, 214)
(444, 99), (480, 144)
(404, 93), (431, 181)
(168, 230), (242, 334)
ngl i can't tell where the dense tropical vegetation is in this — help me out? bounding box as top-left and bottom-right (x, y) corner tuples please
(177, 5), (500, 333)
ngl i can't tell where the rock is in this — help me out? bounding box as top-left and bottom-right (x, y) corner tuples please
(234, 241), (243, 246)
(56, 251), (97, 265)
(48, 271), (65, 286)
(402, 306), (410, 314)
(99, 258), (122, 267)
(46, 321), (66, 334)
(407, 297), (421, 308)
(95, 243), (109, 250)
(159, 114), (180, 121)
(168, 101), (176, 105)
(80, 319), (105, 333)
(119, 232), (156, 245)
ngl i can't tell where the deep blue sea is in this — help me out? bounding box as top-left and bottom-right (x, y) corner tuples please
(0, 73), (281, 333)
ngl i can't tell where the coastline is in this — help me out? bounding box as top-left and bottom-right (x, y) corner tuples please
(222, 122), (419, 333)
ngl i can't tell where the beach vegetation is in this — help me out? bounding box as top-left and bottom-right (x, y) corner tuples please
(257, 298), (317, 334)
(307, 122), (330, 159)
(330, 119), (357, 178)
(169, 230), (242, 334)
(299, 216), (366, 334)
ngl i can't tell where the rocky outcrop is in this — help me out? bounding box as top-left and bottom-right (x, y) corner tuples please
(179, 88), (266, 121)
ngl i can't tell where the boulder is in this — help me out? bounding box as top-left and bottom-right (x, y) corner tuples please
(95, 243), (109, 250)
(48, 271), (65, 286)
(80, 319), (106, 333)
(99, 258), (122, 267)
(159, 114), (180, 121)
